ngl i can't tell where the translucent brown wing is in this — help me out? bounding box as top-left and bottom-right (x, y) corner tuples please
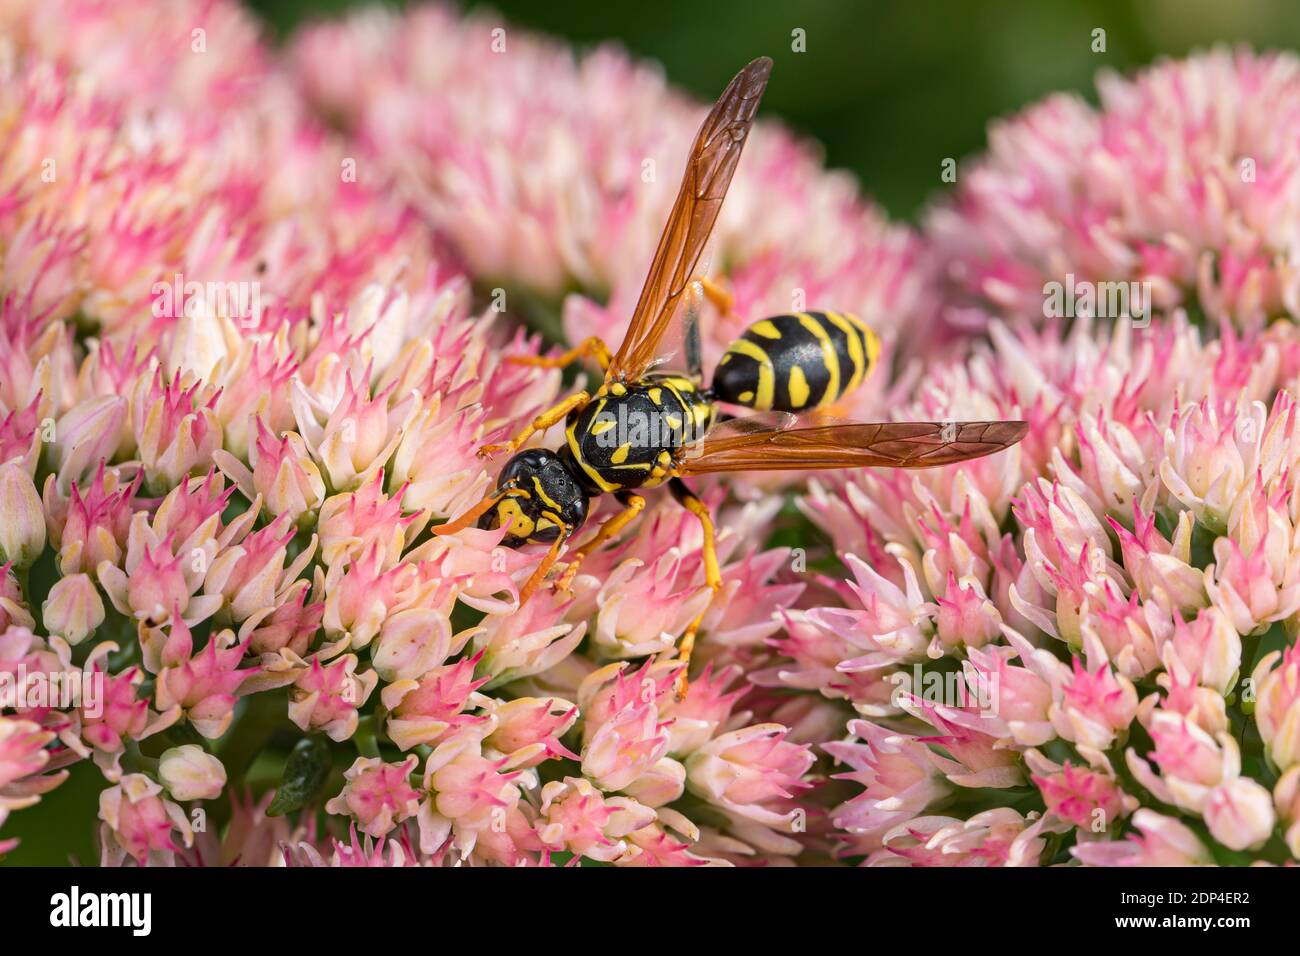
(676, 414), (1028, 474)
(605, 57), (772, 385)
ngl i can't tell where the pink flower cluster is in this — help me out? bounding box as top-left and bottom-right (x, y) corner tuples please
(0, 0), (819, 866)
(3, 0), (1300, 869)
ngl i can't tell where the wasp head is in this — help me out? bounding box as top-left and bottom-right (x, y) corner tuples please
(480, 448), (589, 546)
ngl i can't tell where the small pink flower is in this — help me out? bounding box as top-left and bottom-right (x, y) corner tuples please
(215, 418), (325, 527)
(932, 573), (1001, 656)
(1073, 809), (1215, 867)
(1251, 643), (1300, 771)
(287, 653), (378, 742)
(48, 395), (126, 492)
(685, 724), (813, 827)
(963, 643), (1055, 746)
(1204, 776), (1275, 851)
(1032, 762), (1132, 832)
(582, 698), (671, 792)
(130, 369), (223, 495)
(0, 563), (33, 632)
(321, 540), (419, 651)
(536, 777), (654, 863)
(0, 716), (52, 790)
(472, 592), (586, 686)
(326, 755), (422, 838)
(1125, 710), (1236, 813)
(291, 369), (418, 493)
(1161, 606), (1241, 695)
(381, 653), (488, 751)
(1205, 531), (1300, 635)
(239, 580), (322, 657)
(1051, 656), (1139, 751)
(662, 663), (743, 755)
(484, 697), (579, 768)
(419, 733), (524, 859)
(824, 720), (950, 846)
(1273, 766), (1300, 858)
(154, 619), (261, 739)
(203, 513), (312, 624)
(316, 470), (420, 570)
(98, 773), (193, 865)
(1109, 506), (1206, 616)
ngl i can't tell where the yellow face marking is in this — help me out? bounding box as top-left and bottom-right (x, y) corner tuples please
(648, 387), (663, 405)
(665, 413), (683, 430)
(824, 311), (866, 393)
(591, 417), (617, 436)
(787, 365), (811, 407)
(657, 450), (673, 467)
(610, 383), (627, 397)
(738, 390), (754, 403)
(797, 312), (839, 405)
(751, 319), (782, 339)
(531, 475), (561, 511)
(610, 443), (631, 465)
(496, 499), (534, 538)
(724, 339), (775, 410)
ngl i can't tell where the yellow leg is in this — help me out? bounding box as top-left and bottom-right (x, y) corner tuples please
(668, 478), (722, 699)
(518, 529), (571, 604)
(700, 276), (734, 315)
(552, 493), (645, 596)
(506, 336), (612, 373)
(478, 390), (590, 460)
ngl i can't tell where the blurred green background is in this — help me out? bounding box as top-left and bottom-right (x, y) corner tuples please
(252, 0), (1300, 220)
(11, 0), (1300, 866)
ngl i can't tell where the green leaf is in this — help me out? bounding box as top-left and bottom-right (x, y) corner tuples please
(267, 736), (333, 817)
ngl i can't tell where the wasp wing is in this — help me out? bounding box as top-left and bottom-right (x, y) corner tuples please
(676, 414), (1028, 474)
(604, 57), (772, 385)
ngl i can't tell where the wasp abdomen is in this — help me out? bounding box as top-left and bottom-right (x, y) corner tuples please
(711, 311), (880, 412)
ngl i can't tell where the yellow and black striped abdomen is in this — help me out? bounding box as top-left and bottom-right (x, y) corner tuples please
(711, 311), (880, 412)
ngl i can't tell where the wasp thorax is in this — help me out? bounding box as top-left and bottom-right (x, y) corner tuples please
(479, 448), (589, 546)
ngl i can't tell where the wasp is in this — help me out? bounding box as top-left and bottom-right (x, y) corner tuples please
(434, 57), (1026, 693)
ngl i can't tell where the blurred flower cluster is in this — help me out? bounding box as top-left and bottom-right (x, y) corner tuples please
(2, 0), (1300, 869)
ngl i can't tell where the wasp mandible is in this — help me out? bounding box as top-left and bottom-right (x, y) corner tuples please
(435, 57), (1027, 693)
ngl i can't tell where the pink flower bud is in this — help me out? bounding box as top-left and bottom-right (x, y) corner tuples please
(158, 745), (227, 801)
(1204, 776), (1276, 851)
(41, 572), (105, 645)
(0, 462), (45, 569)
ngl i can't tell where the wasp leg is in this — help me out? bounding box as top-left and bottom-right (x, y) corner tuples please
(700, 276), (734, 316)
(518, 525), (573, 604)
(430, 483), (524, 536)
(552, 491), (646, 596)
(668, 477), (722, 699)
(506, 336), (613, 373)
(478, 390), (590, 460)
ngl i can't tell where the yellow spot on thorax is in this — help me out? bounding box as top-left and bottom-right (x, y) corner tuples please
(787, 365), (811, 407)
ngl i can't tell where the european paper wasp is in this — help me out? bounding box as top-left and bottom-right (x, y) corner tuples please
(434, 57), (1026, 693)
